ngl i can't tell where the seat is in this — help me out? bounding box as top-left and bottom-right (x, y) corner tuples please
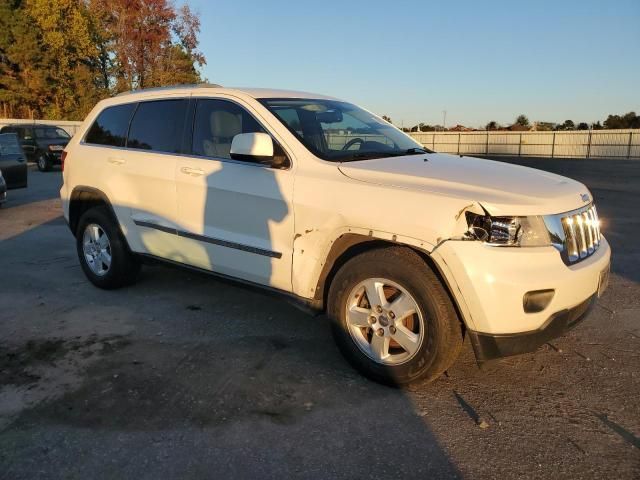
(203, 110), (241, 159)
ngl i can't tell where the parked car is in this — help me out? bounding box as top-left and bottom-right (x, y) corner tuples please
(0, 123), (70, 171)
(0, 169), (6, 205)
(60, 85), (611, 385)
(0, 133), (28, 189)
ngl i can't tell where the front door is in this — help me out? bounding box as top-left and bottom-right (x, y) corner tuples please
(175, 98), (295, 291)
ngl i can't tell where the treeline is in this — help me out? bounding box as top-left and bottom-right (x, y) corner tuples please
(0, 0), (206, 120)
(398, 112), (640, 132)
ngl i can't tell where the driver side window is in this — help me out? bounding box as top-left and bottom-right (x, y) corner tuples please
(192, 99), (265, 160)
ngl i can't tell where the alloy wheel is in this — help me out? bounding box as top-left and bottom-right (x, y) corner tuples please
(345, 277), (425, 365)
(82, 223), (112, 276)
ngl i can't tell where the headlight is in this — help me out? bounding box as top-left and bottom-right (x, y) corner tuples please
(465, 212), (551, 247)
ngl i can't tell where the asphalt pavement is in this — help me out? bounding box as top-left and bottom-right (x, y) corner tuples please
(0, 157), (638, 479)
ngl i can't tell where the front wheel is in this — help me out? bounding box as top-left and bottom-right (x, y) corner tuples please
(328, 246), (463, 386)
(36, 153), (51, 172)
(76, 206), (140, 289)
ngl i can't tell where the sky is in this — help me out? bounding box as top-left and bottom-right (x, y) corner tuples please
(188, 0), (640, 128)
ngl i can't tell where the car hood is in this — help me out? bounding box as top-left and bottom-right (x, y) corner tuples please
(337, 152), (591, 216)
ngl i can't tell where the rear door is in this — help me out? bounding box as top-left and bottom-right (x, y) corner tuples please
(82, 98), (188, 259)
(19, 127), (38, 159)
(0, 133), (28, 188)
(113, 98), (189, 259)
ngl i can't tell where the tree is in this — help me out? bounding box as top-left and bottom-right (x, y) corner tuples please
(556, 119), (575, 131)
(591, 121), (603, 130)
(0, 0), (207, 119)
(515, 114), (529, 127)
(485, 120), (500, 131)
(603, 112), (640, 129)
(577, 122), (589, 130)
(25, 0), (103, 118)
(381, 115), (392, 123)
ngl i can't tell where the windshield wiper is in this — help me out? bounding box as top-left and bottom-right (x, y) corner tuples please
(405, 147), (431, 154)
(339, 151), (405, 162)
(338, 148), (432, 162)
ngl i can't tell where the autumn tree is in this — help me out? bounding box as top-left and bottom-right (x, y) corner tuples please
(0, 0), (206, 119)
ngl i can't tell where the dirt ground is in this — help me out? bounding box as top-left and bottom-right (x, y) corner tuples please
(0, 157), (638, 479)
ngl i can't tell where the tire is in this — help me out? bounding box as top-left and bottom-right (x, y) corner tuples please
(36, 153), (51, 172)
(328, 246), (463, 386)
(76, 206), (140, 289)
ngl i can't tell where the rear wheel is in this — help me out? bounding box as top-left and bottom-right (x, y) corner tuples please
(328, 246), (463, 385)
(36, 153), (51, 172)
(76, 206), (140, 289)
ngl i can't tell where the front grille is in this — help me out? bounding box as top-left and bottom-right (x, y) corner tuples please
(560, 204), (601, 264)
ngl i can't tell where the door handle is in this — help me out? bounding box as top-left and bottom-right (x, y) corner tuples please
(180, 166), (204, 177)
(108, 157), (125, 165)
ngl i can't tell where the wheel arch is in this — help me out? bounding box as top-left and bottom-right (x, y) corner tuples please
(312, 234), (469, 334)
(68, 186), (120, 236)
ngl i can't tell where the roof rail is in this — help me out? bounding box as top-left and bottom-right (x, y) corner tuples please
(115, 83), (223, 97)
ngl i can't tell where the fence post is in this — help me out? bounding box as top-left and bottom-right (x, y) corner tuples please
(486, 131), (489, 155)
(586, 129), (592, 159)
(551, 132), (556, 158)
(432, 133), (435, 151)
(629, 131), (633, 159)
(457, 132), (461, 155)
(518, 133), (522, 157)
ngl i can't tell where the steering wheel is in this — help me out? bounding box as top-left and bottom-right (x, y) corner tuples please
(342, 138), (364, 151)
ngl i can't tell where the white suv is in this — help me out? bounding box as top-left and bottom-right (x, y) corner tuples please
(60, 85), (611, 385)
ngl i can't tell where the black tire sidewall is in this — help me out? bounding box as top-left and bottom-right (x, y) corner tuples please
(36, 153), (50, 172)
(76, 207), (138, 289)
(328, 248), (457, 385)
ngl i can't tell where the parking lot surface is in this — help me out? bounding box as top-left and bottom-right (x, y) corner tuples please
(0, 157), (638, 479)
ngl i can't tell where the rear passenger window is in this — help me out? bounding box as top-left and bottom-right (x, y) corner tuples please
(85, 104), (136, 147)
(192, 99), (265, 159)
(127, 100), (188, 153)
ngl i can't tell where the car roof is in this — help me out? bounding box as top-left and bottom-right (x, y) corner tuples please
(3, 124), (61, 128)
(112, 84), (339, 101)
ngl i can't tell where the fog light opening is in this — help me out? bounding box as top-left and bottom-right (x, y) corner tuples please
(523, 289), (555, 314)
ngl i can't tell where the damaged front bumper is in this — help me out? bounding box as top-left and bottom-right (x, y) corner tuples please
(430, 236), (611, 362)
(467, 294), (595, 362)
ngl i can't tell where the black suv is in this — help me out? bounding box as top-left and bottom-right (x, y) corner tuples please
(0, 124), (71, 171)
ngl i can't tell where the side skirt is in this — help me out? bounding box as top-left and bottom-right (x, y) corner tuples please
(136, 253), (321, 316)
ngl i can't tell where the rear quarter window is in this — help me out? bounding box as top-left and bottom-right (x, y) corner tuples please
(85, 103), (136, 147)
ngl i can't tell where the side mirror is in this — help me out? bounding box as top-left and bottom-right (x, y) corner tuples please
(230, 132), (273, 163)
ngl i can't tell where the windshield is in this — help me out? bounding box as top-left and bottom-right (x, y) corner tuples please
(259, 98), (430, 161)
(0, 133), (22, 155)
(35, 127), (70, 140)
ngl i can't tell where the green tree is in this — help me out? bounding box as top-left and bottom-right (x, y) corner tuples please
(576, 122), (589, 130)
(556, 119), (575, 131)
(515, 114), (529, 127)
(381, 115), (392, 123)
(485, 120), (500, 130)
(603, 112), (640, 129)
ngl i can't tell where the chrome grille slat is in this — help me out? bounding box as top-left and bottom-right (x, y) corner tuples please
(558, 204), (600, 265)
(583, 211), (594, 254)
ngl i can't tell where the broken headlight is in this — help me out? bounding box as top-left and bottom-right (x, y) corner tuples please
(465, 212), (551, 247)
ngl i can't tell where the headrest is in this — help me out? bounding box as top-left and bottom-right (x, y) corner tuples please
(211, 110), (241, 138)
